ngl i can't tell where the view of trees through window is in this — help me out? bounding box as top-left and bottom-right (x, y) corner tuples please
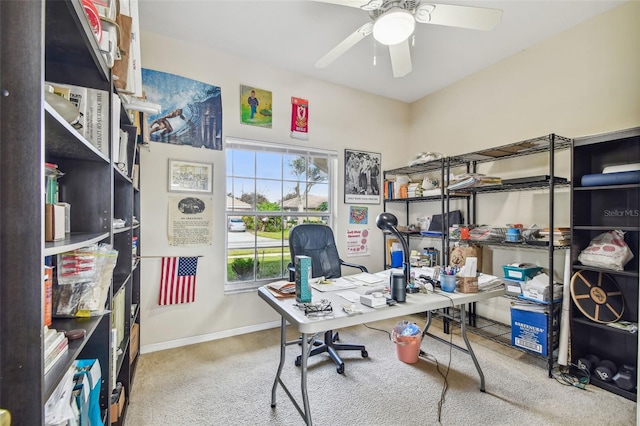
(225, 139), (336, 291)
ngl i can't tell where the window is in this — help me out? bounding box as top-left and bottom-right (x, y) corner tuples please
(225, 137), (338, 293)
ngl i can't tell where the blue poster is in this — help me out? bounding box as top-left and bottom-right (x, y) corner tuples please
(142, 69), (223, 150)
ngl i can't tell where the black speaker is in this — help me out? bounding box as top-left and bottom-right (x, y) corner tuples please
(390, 273), (406, 303)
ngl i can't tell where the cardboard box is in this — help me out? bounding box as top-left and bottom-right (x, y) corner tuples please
(458, 276), (478, 293)
(45, 203), (66, 241)
(295, 255), (312, 303)
(511, 303), (560, 356)
(130, 322), (140, 365)
(110, 385), (125, 423)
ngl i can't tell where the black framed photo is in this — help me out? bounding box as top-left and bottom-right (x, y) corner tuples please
(344, 149), (381, 204)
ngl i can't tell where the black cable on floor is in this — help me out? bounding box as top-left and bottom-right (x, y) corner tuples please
(551, 363), (590, 389)
(363, 322), (392, 340)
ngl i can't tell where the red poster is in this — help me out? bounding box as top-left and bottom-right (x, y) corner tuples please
(290, 97), (309, 140)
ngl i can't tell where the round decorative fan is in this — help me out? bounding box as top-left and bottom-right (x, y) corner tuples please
(570, 270), (624, 323)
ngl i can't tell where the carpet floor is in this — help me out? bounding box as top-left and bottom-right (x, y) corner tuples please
(126, 314), (636, 425)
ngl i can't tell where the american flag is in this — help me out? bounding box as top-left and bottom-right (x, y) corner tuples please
(159, 257), (198, 305)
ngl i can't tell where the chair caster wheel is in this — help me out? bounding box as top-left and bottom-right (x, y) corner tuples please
(336, 364), (345, 374)
(361, 350), (368, 358)
(333, 332), (340, 342)
(295, 356), (301, 367)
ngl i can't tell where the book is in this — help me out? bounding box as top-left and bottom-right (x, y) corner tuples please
(127, 0), (143, 97)
(47, 82), (110, 157)
(44, 266), (54, 326)
(85, 88), (110, 157)
(45, 203), (66, 242)
(44, 341), (69, 375)
(45, 331), (67, 359)
(43, 326), (58, 348)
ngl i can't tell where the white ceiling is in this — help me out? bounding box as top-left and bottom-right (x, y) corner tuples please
(138, 0), (625, 103)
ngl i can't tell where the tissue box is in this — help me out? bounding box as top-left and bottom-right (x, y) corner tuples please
(295, 255), (312, 303)
(458, 276), (478, 293)
(360, 294), (387, 308)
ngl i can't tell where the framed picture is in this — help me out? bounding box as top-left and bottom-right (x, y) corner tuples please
(168, 159), (214, 194)
(240, 84), (272, 128)
(344, 149), (381, 204)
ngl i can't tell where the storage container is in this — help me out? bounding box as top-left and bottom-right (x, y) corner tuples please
(502, 264), (542, 281)
(511, 304), (560, 356)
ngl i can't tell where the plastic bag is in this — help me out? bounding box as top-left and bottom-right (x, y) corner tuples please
(392, 321), (422, 352)
(54, 244), (118, 316)
(578, 230), (634, 271)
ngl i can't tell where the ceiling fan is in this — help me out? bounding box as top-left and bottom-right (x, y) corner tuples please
(313, 0), (503, 78)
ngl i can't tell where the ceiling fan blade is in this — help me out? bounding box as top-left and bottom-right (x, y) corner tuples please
(388, 39), (412, 78)
(309, 0), (379, 10)
(416, 3), (502, 31)
(315, 22), (373, 69)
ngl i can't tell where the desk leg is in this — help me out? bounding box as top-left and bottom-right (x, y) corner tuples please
(269, 319), (315, 425)
(459, 308), (485, 392)
(271, 317), (287, 407)
(300, 332), (312, 425)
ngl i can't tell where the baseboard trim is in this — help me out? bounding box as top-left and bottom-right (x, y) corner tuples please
(140, 320), (281, 354)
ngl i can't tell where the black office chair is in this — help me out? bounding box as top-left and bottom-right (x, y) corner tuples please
(288, 223), (369, 374)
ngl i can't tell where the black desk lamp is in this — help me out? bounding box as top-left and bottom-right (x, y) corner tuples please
(376, 212), (410, 286)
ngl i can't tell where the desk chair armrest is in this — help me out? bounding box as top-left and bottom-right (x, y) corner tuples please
(340, 259), (368, 273)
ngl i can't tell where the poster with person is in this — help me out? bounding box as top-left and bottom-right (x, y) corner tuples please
(344, 149), (381, 204)
(142, 69), (223, 150)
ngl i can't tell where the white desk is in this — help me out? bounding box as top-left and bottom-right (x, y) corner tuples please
(258, 284), (505, 425)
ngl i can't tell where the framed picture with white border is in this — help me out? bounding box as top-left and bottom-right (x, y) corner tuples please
(168, 159), (214, 194)
(344, 149), (381, 204)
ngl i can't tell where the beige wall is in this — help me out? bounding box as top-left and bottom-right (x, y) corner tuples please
(139, 2), (640, 351)
(407, 1), (639, 323)
(409, 1), (639, 154)
(139, 32), (409, 351)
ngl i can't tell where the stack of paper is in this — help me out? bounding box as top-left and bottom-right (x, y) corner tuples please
(539, 228), (571, 246)
(477, 273), (504, 291)
(311, 277), (357, 292)
(344, 273), (385, 285)
(265, 280), (295, 298)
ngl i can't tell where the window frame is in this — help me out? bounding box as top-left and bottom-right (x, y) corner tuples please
(224, 136), (338, 293)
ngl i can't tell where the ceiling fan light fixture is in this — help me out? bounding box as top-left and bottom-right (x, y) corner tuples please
(372, 7), (415, 46)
